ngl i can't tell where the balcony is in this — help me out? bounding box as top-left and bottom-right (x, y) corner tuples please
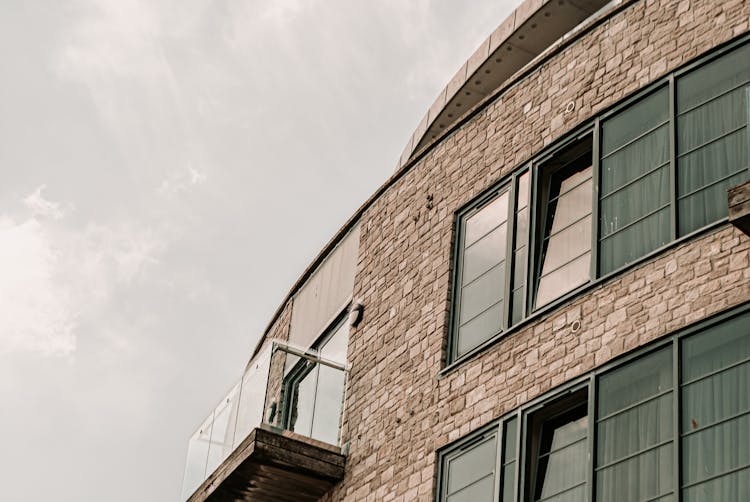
(181, 341), (349, 502)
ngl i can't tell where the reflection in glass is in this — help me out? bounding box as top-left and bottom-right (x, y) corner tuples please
(456, 190), (510, 356)
(536, 141), (592, 309)
(445, 434), (497, 502)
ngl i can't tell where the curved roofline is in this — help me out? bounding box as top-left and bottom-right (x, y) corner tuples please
(397, 0), (618, 170)
(249, 0), (635, 364)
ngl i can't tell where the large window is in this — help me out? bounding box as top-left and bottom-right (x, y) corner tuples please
(451, 170), (530, 358)
(438, 307), (750, 502)
(448, 39), (750, 364)
(281, 316), (348, 445)
(676, 42), (750, 235)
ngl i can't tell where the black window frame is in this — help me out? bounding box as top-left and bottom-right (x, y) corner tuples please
(436, 302), (750, 502)
(445, 34), (750, 368)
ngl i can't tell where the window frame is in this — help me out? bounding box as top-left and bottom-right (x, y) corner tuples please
(445, 34), (750, 369)
(436, 302), (750, 502)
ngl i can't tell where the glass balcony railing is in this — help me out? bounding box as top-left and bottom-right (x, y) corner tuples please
(180, 340), (349, 501)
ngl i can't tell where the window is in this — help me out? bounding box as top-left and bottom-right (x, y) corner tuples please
(534, 137), (593, 309)
(438, 307), (750, 502)
(281, 316), (348, 445)
(448, 39), (750, 365)
(599, 87), (671, 275)
(451, 170), (530, 359)
(680, 313), (750, 502)
(525, 389), (588, 502)
(596, 348), (674, 502)
(676, 42), (750, 236)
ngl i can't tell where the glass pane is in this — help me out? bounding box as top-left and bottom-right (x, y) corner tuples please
(504, 418), (518, 460)
(511, 287), (526, 326)
(546, 177), (593, 232)
(536, 251), (590, 308)
(677, 43), (750, 112)
(235, 348), (271, 446)
(682, 414), (750, 485)
(681, 313), (750, 382)
(602, 125), (669, 197)
(540, 216), (592, 274)
(465, 193), (509, 247)
(597, 393), (673, 464)
(457, 301), (503, 357)
(518, 171), (530, 209)
(598, 347), (673, 418)
(600, 205), (670, 275)
(319, 319), (349, 363)
(515, 207), (529, 246)
(447, 474), (495, 502)
(682, 467), (750, 502)
(289, 365), (317, 437)
(596, 444), (673, 502)
(681, 362), (750, 431)
(447, 435), (497, 495)
(459, 263), (505, 323)
(181, 412), (214, 500)
(677, 44), (750, 236)
(602, 87), (669, 156)
(206, 383), (241, 474)
(536, 440), (587, 500)
(502, 463), (516, 502)
(310, 364), (346, 445)
(463, 224), (507, 285)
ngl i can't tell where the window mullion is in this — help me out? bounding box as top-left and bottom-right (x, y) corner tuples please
(591, 119), (600, 280)
(587, 376), (596, 502)
(669, 74), (678, 241)
(673, 338), (682, 502)
(503, 174), (517, 331)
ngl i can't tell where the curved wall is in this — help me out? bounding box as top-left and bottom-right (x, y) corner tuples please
(329, 0), (750, 500)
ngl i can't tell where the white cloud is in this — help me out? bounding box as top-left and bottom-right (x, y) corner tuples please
(0, 187), (164, 357)
(158, 166), (207, 196)
(23, 185), (65, 220)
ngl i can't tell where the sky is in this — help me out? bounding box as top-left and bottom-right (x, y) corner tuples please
(0, 1), (518, 500)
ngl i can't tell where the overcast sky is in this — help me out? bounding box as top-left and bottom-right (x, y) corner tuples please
(0, 1), (518, 500)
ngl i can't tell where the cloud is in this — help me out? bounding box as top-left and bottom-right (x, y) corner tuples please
(0, 187), (164, 357)
(23, 185), (66, 220)
(158, 166), (207, 196)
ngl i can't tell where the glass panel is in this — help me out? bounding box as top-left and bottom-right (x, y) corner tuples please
(600, 206), (670, 275)
(310, 364), (346, 445)
(459, 263), (505, 323)
(540, 216), (591, 274)
(463, 224), (507, 285)
(682, 467), (750, 502)
(181, 412), (214, 500)
(502, 463), (516, 502)
(234, 348), (272, 446)
(602, 88), (669, 156)
(511, 287), (526, 326)
(534, 410), (588, 501)
(447, 474), (495, 502)
(676, 43), (750, 111)
(447, 435), (497, 495)
(289, 365), (317, 437)
(536, 152), (592, 308)
(465, 193), (509, 247)
(518, 171), (530, 209)
(319, 319), (349, 363)
(677, 43), (750, 236)
(681, 311), (750, 502)
(206, 383), (241, 474)
(504, 417), (518, 460)
(598, 347), (673, 417)
(600, 164), (670, 238)
(457, 301), (503, 357)
(536, 251), (590, 308)
(596, 444), (673, 502)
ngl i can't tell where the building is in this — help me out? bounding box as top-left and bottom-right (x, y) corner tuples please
(181, 0), (750, 500)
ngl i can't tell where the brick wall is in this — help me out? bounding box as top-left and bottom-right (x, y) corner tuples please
(331, 0), (750, 500)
